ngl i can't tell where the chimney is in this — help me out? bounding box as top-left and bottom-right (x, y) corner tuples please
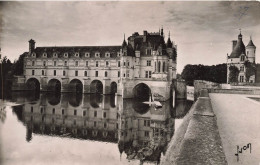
(232, 40), (237, 50)
(29, 39), (35, 54)
(143, 31), (147, 42)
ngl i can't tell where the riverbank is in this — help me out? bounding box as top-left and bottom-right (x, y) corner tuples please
(161, 89), (227, 165)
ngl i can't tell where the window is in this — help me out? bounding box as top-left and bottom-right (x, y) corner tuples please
(96, 61), (99, 67)
(163, 62), (166, 72)
(52, 108), (55, 114)
(63, 71), (66, 76)
(145, 131), (149, 137)
(85, 52), (90, 57)
(31, 107), (33, 113)
(247, 51), (249, 55)
(32, 70), (35, 75)
(147, 49), (151, 55)
(104, 123), (107, 128)
(85, 71), (88, 77)
(43, 61), (46, 66)
(158, 61), (161, 72)
(54, 70), (56, 76)
(86, 61), (88, 66)
(241, 55), (245, 61)
(74, 110), (77, 116)
(106, 61), (109, 66)
(41, 107), (44, 114)
(103, 112), (106, 118)
(95, 71), (98, 77)
(124, 62), (126, 66)
(83, 111), (86, 116)
(94, 121), (97, 127)
(43, 53), (47, 57)
(64, 61), (67, 66)
(62, 109), (64, 115)
(240, 66), (244, 71)
(118, 71), (120, 77)
(94, 111), (97, 117)
(147, 60), (151, 66)
(75, 61), (78, 66)
(42, 70), (44, 76)
(124, 73), (126, 77)
(95, 52), (100, 57)
(118, 61), (120, 67)
(64, 53), (68, 57)
(32, 61), (35, 66)
(54, 61), (56, 66)
(105, 71), (108, 77)
(75, 52), (79, 57)
(105, 52), (110, 57)
(240, 75), (244, 82)
(127, 62), (130, 66)
(145, 71), (152, 78)
(75, 71), (78, 76)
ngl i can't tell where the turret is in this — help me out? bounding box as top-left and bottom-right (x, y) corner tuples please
(122, 34), (127, 56)
(246, 36), (256, 63)
(29, 39), (35, 55)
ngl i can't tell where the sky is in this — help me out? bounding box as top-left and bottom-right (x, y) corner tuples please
(0, 1), (260, 73)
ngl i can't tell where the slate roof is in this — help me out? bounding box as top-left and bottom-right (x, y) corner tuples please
(32, 46), (121, 58)
(246, 39), (256, 48)
(229, 35), (246, 58)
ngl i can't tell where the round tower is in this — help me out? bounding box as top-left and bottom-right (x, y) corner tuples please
(246, 36), (256, 63)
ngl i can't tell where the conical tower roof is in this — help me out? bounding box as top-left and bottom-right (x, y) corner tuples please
(230, 32), (245, 58)
(246, 37), (256, 48)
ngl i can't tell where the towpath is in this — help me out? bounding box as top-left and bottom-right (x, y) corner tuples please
(210, 93), (260, 165)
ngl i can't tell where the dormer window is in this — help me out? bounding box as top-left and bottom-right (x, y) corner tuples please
(53, 53), (58, 58)
(75, 52), (79, 57)
(117, 52), (121, 57)
(95, 52), (100, 58)
(85, 52), (90, 57)
(105, 52), (110, 58)
(32, 52), (36, 57)
(241, 55), (245, 61)
(64, 53), (68, 58)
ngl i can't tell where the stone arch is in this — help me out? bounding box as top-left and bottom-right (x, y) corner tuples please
(47, 92), (61, 106)
(90, 94), (103, 108)
(26, 78), (40, 91)
(69, 93), (83, 107)
(69, 79), (83, 93)
(90, 80), (103, 94)
(110, 82), (117, 94)
(47, 79), (61, 92)
(133, 83), (151, 101)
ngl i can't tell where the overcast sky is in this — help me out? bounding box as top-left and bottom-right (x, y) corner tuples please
(0, 1), (260, 73)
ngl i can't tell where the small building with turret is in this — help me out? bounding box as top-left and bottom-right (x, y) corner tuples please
(227, 31), (256, 84)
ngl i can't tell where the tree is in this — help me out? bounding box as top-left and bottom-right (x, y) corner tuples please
(11, 52), (27, 76)
(181, 64), (227, 86)
(244, 60), (256, 82)
(229, 65), (239, 83)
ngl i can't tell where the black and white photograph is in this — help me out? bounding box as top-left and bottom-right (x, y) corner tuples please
(0, 1), (260, 165)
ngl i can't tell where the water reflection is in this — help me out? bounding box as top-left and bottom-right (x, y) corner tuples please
(8, 92), (192, 164)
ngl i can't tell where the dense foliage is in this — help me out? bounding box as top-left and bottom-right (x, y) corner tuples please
(244, 61), (256, 82)
(181, 64), (227, 86)
(228, 65), (239, 83)
(0, 54), (25, 92)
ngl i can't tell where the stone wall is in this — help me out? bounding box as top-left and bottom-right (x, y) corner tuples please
(194, 80), (220, 100)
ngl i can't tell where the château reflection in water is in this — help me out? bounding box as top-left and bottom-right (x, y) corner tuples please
(10, 92), (192, 164)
